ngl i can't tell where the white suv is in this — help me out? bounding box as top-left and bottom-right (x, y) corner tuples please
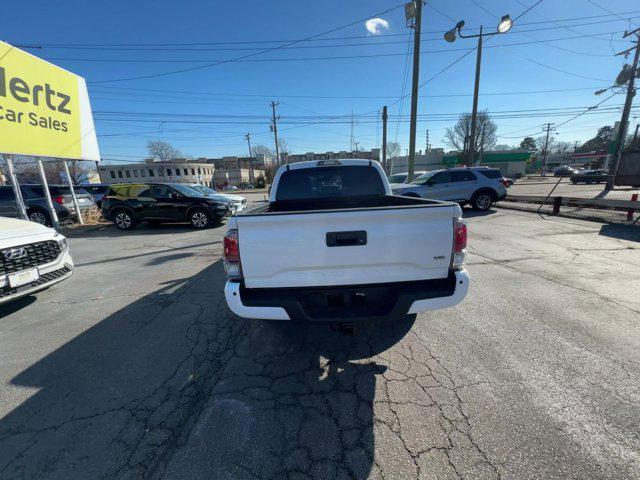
(0, 218), (74, 305)
(392, 167), (508, 211)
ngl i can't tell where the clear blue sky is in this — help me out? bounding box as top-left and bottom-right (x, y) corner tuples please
(2, 0), (638, 163)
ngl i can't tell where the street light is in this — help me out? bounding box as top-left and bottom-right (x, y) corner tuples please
(444, 14), (513, 166)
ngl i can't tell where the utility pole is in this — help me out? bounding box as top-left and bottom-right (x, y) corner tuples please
(425, 129), (430, 153)
(607, 28), (640, 190)
(478, 127), (485, 166)
(245, 133), (254, 182)
(382, 106), (388, 173)
(467, 26), (484, 167)
(354, 141), (360, 154)
(406, 0), (423, 183)
(270, 101), (281, 166)
(574, 140), (580, 152)
(350, 108), (355, 152)
(541, 122), (554, 176)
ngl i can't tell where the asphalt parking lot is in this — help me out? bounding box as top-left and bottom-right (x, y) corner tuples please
(1, 207), (639, 479)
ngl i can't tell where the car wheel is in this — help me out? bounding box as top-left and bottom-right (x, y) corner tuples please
(112, 209), (136, 230)
(28, 209), (51, 226)
(471, 192), (493, 211)
(190, 209), (210, 229)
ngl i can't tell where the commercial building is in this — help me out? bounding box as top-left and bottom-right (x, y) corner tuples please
(443, 151), (533, 177)
(285, 149), (381, 164)
(389, 149), (445, 174)
(98, 160), (216, 187)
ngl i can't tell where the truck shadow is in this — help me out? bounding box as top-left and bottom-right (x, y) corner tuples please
(0, 260), (415, 479)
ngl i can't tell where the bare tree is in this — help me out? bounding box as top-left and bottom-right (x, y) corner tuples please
(386, 142), (402, 157)
(252, 144), (274, 157)
(444, 111), (497, 153)
(147, 140), (181, 162)
(554, 141), (572, 154)
(535, 135), (556, 151)
(493, 144), (514, 151)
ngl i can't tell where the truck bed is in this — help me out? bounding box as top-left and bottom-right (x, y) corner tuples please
(232, 195), (458, 289)
(240, 194), (446, 215)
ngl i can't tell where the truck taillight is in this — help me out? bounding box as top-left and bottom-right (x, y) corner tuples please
(454, 220), (467, 252)
(53, 196), (65, 204)
(223, 229), (243, 279)
(453, 219), (467, 268)
(223, 229), (240, 262)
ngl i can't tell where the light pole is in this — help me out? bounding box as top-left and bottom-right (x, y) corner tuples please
(445, 14), (513, 167)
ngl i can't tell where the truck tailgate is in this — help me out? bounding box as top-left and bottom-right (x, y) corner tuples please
(237, 204), (455, 288)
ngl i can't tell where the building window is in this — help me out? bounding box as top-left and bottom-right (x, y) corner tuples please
(149, 169), (155, 177)
(110, 171), (116, 179)
(198, 168), (201, 175)
(175, 168), (180, 176)
(133, 170), (139, 177)
(117, 171), (123, 178)
(157, 168), (162, 176)
(184, 168), (188, 175)
(125, 170), (131, 178)
(166, 168), (172, 176)
(141, 169), (146, 177)
(191, 168), (195, 175)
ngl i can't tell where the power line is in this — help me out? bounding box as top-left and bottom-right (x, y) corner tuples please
(43, 31), (624, 64)
(17, 10), (640, 49)
(89, 84), (608, 100)
(88, 2), (406, 83)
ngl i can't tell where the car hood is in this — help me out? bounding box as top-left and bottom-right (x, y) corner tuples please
(214, 193), (245, 202)
(0, 217), (56, 244)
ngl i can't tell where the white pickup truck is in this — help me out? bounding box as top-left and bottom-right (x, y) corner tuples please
(223, 159), (469, 322)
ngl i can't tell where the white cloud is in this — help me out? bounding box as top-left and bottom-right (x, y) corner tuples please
(365, 18), (389, 35)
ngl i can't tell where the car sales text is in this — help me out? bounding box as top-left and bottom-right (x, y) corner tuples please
(0, 67), (71, 132)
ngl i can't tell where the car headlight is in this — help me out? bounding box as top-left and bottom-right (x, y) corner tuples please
(55, 234), (69, 252)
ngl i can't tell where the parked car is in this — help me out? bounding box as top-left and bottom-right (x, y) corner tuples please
(0, 217), (74, 305)
(101, 183), (232, 230)
(0, 185), (96, 227)
(392, 167), (508, 211)
(223, 185), (238, 191)
(239, 183), (255, 189)
(570, 169), (608, 184)
(78, 183), (110, 208)
(222, 159), (469, 322)
(187, 184), (247, 212)
(554, 166), (578, 177)
(387, 171), (426, 189)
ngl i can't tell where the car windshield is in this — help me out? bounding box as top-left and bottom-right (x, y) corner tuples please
(388, 174), (408, 184)
(410, 171), (438, 184)
(189, 184), (215, 195)
(171, 184), (206, 197)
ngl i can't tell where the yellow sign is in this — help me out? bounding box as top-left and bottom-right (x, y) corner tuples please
(0, 41), (100, 161)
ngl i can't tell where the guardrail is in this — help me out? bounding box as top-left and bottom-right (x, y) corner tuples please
(504, 194), (639, 223)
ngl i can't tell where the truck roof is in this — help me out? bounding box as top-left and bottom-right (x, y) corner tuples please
(278, 159), (376, 170)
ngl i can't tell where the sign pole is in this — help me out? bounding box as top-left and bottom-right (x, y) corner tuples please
(62, 160), (84, 225)
(36, 159), (60, 230)
(4, 154), (29, 221)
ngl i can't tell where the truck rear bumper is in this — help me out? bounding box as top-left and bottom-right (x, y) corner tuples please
(224, 269), (469, 321)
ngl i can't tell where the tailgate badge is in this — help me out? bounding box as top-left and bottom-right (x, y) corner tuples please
(433, 255), (446, 260)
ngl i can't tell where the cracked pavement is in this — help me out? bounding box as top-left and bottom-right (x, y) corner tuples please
(0, 207), (639, 479)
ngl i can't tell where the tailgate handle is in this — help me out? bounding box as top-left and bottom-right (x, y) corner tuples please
(326, 230), (367, 247)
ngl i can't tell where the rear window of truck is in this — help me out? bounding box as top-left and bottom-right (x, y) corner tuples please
(276, 166), (386, 201)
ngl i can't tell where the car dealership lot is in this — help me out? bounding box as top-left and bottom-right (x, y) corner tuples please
(1, 210), (639, 479)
